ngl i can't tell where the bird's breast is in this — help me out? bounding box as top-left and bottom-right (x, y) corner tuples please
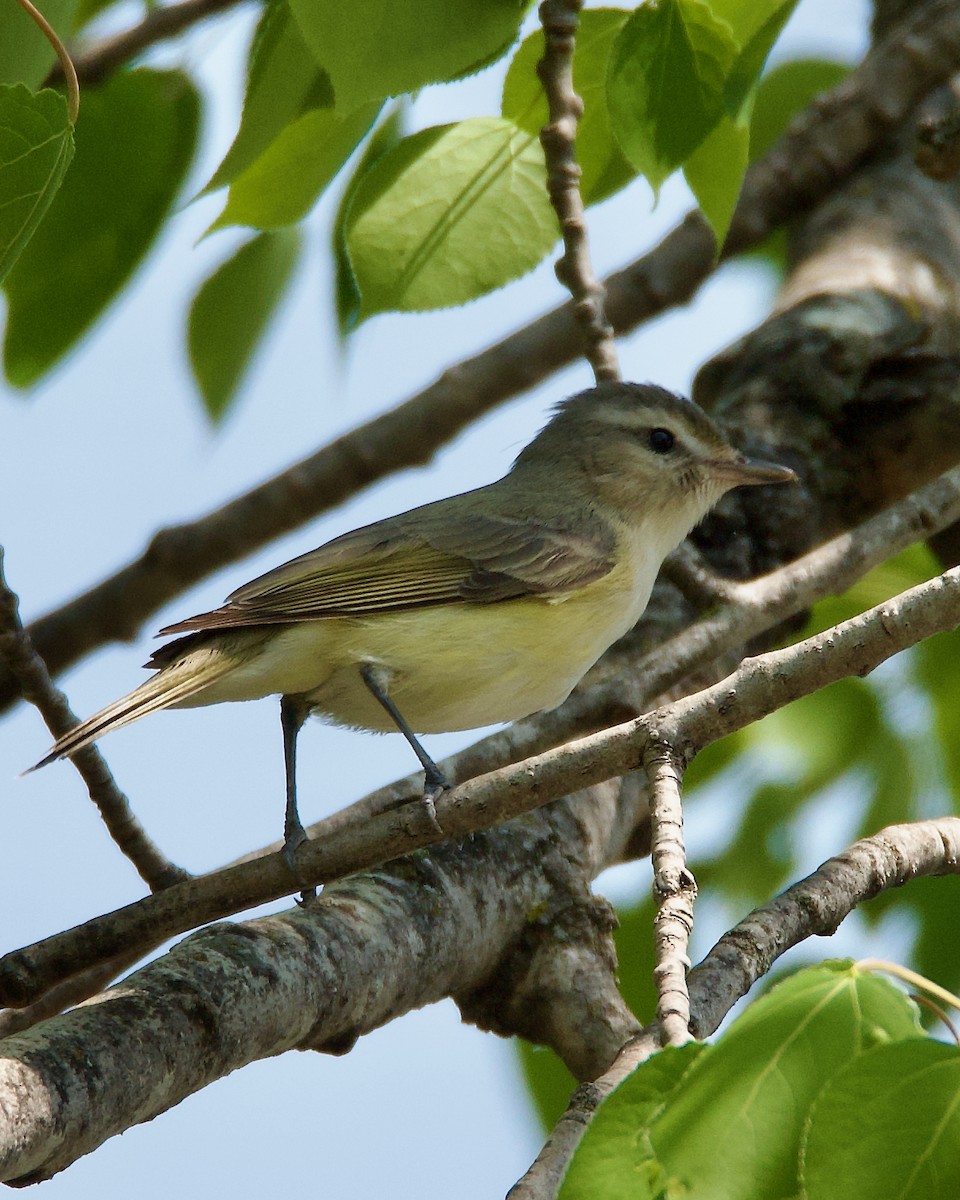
(304, 534), (663, 733)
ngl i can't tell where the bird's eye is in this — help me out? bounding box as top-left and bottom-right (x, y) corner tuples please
(647, 427), (675, 454)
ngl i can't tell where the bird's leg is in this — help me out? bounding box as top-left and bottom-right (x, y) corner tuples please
(359, 663), (446, 833)
(280, 695), (315, 901)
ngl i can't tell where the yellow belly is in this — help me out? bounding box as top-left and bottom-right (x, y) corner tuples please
(178, 546), (658, 734)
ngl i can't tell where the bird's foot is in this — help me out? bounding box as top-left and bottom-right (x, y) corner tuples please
(421, 775), (449, 835)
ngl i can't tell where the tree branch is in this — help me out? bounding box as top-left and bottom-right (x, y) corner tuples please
(0, 770), (642, 1183)
(7, 0), (960, 716)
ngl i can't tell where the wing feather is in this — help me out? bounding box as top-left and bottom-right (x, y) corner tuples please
(160, 499), (616, 635)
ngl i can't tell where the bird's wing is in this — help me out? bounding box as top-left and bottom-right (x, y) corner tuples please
(159, 507), (616, 634)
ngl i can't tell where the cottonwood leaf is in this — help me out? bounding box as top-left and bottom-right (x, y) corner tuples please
(3, 69), (199, 387)
(0, 86), (73, 285)
(203, 1), (333, 194)
(288, 0), (528, 111)
(188, 229), (301, 421)
(561, 963), (921, 1200)
(607, 0), (737, 194)
(210, 100), (381, 231)
(802, 1039), (960, 1199)
(344, 117), (556, 317)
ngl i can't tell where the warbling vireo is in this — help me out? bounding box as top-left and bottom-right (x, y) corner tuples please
(34, 382), (795, 873)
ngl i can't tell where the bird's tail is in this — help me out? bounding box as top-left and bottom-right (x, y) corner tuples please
(29, 642), (235, 770)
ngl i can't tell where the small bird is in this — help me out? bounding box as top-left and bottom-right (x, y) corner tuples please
(33, 382), (794, 876)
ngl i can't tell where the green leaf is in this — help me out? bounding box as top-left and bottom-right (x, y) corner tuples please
(560, 1043), (706, 1200)
(344, 117), (556, 317)
(502, 8), (635, 204)
(561, 963), (922, 1200)
(333, 102), (406, 336)
(750, 58), (850, 163)
(802, 1039), (960, 1199)
(607, 0), (738, 193)
(210, 100), (382, 231)
(188, 229), (301, 422)
(717, 0), (802, 116)
(0, 86), (73, 285)
(203, 1), (333, 194)
(3, 69), (199, 388)
(0, 0), (78, 89)
(682, 109), (749, 245)
(287, 0), (528, 111)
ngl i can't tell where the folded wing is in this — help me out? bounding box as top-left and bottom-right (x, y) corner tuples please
(160, 503), (616, 634)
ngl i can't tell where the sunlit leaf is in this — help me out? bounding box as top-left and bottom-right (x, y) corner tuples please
(344, 117), (556, 316)
(210, 100), (381, 231)
(332, 102), (406, 336)
(607, 0), (737, 193)
(203, 1), (333, 194)
(682, 109), (749, 244)
(287, 0), (528, 111)
(561, 963), (921, 1200)
(716, 0), (801, 115)
(802, 1039), (960, 1199)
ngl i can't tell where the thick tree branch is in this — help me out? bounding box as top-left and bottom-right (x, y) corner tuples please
(0, 769), (643, 1183)
(7, 0), (960, 717)
(512, 816), (960, 1199)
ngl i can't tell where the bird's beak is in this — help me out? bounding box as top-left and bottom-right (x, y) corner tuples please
(713, 455), (798, 487)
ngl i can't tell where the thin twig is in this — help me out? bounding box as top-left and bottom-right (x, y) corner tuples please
(644, 741), (694, 1048)
(16, 0), (78, 121)
(536, 0), (619, 382)
(0, 549), (188, 893)
(8, 0), (960, 716)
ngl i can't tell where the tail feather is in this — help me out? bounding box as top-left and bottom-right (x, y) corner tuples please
(29, 651), (236, 770)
